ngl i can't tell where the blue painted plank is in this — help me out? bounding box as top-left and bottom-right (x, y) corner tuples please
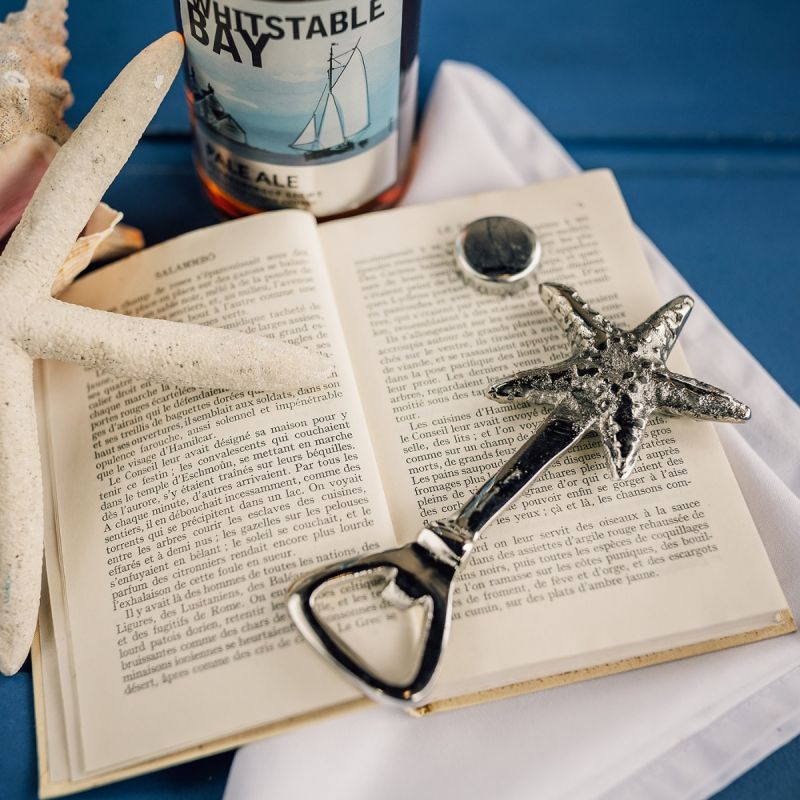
(716, 737), (800, 799)
(101, 141), (220, 243)
(571, 142), (800, 402)
(0, 673), (37, 799)
(419, 0), (800, 142)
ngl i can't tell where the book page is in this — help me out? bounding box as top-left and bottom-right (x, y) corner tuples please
(319, 170), (792, 699)
(40, 211), (396, 774)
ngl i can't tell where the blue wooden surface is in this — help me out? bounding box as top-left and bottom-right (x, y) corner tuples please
(1, 1), (798, 798)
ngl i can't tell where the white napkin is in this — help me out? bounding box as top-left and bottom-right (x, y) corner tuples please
(224, 62), (800, 800)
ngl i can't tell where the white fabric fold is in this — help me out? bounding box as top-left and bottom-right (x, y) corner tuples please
(224, 62), (800, 800)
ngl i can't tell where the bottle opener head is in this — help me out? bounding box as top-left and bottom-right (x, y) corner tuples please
(287, 529), (464, 706)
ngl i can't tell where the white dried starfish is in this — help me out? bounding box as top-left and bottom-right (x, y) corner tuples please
(0, 34), (330, 675)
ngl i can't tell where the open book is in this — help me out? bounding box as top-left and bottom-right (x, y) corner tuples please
(34, 170), (794, 796)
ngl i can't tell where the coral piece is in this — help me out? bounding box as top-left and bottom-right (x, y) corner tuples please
(0, 0), (71, 146)
(0, 33), (331, 675)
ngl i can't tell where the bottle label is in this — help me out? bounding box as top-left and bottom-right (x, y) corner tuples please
(179, 0), (403, 216)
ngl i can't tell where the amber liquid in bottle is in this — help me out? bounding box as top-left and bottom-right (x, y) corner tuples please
(176, 0), (421, 220)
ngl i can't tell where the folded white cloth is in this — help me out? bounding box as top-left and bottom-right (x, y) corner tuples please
(224, 62), (800, 800)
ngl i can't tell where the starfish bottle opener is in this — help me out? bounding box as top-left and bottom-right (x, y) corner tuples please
(288, 255), (751, 706)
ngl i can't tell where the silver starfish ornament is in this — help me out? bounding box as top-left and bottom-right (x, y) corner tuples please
(488, 282), (751, 480)
(287, 282), (750, 707)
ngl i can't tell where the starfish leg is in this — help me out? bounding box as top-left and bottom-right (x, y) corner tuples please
(22, 299), (332, 391)
(539, 283), (616, 350)
(596, 396), (650, 481)
(486, 358), (577, 405)
(0, 340), (41, 675)
(655, 370), (751, 423)
(632, 295), (694, 361)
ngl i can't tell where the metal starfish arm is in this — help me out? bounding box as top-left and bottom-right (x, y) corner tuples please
(632, 295), (694, 361)
(596, 399), (650, 480)
(0, 340), (42, 675)
(539, 282), (615, 350)
(655, 370), (751, 423)
(22, 298), (332, 391)
(486, 357), (579, 405)
(0, 33), (184, 299)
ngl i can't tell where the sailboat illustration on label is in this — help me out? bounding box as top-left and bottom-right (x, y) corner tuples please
(291, 39), (371, 161)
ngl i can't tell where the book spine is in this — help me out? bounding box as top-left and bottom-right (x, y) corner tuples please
(174, 0), (421, 219)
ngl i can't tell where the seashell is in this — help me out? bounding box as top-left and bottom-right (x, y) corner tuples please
(51, 203), (148, 295)
(0, 131), (58, 242)
(80, 220), (145, 271)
